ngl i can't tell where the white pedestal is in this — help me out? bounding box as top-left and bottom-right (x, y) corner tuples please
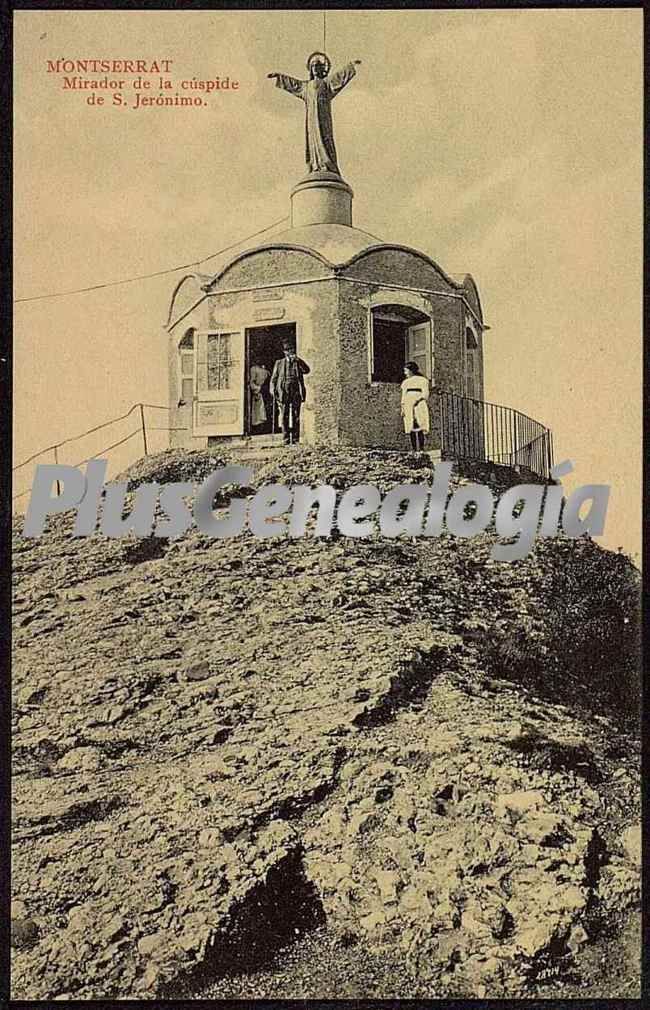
(290, 171), (354, 227)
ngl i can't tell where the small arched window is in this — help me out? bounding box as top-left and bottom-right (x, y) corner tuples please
(465, 326), (478, 399)
(178, 329), (195, 406)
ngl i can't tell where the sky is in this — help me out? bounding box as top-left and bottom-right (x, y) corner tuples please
(13, 9), (643, 560)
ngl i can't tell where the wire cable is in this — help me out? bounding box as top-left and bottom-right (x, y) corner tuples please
(13, 403), (167, 472)
(12, 404), (143, 469)
(12, 428), (143, 501)
(72, 429), (141, 469)
(14, 217), (289, 304)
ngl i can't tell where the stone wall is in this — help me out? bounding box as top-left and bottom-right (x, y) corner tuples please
(342, 247), (458, 293)
(461, 274), (483, 321)
(336, 274), (466, 451)
(167, 245), (483, 454)
(212, 247), (331, 292)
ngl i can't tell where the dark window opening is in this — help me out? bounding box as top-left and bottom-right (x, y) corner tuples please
(465, 326), (478, 399)
(372, 317), (406, 383)
(371, 304), (431, 383)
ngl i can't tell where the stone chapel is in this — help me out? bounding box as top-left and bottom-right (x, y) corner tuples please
(164, 53), (488, 456)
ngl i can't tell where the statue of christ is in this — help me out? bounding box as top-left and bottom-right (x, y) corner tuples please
(268, 51), (361, 176)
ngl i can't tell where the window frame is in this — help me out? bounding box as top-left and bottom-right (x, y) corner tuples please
(192, 328), (245, 437)
(368, 306), (433, 386)
(464, 323), (479, 400)
(177, 329), (195, 407)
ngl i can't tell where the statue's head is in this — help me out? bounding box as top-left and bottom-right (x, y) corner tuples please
(307, 51), (330, 79)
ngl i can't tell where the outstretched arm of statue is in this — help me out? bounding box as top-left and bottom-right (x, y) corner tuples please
(328, 61), (361, 97)
(268, 72), (304, 98)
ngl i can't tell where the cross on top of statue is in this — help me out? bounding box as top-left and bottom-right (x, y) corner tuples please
(268, 52), (362, 177)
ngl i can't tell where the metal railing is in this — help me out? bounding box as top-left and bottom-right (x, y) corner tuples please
(12, 390), (555, 510)
(437, 389), (554, 480)
(11, 403), (176, 506)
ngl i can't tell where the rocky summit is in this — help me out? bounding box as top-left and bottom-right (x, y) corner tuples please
(11, 448), (641, 999)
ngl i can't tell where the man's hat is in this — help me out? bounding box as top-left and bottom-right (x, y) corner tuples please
(281, 338), (295, 350)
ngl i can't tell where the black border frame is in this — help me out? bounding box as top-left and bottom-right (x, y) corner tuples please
(2, 2), (646, 1008)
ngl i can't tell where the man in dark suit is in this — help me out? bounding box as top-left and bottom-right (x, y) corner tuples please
(270, 339), (311, 445)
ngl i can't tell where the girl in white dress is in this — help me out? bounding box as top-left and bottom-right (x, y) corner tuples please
(401, 361), (430, 451)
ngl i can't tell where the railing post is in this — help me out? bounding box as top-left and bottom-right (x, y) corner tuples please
(139, 403), (148, 456)
(53, 445), (61, 497)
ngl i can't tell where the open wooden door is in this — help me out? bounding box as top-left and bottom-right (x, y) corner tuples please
(406, 321), (432, 381)
(193, 329), (245, 437)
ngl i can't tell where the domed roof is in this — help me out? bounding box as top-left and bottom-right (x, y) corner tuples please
(267, 223), (384, 266)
